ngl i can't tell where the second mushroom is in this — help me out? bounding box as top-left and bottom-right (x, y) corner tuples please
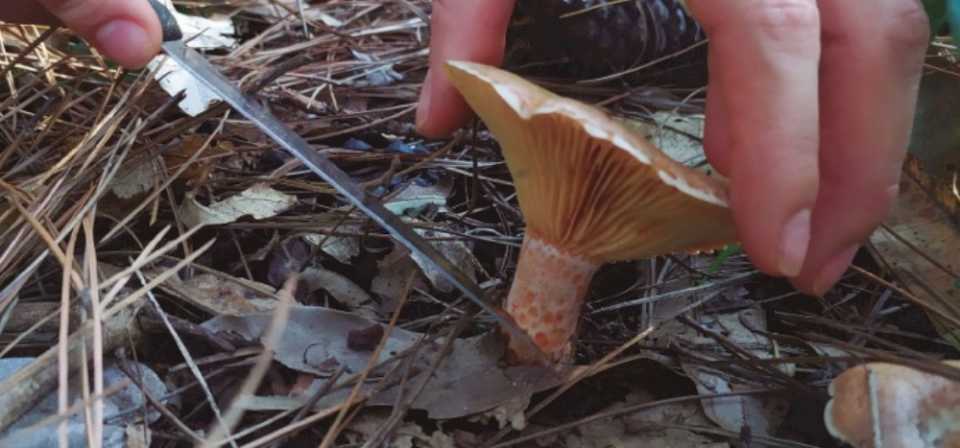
(444, 61), (739, 364)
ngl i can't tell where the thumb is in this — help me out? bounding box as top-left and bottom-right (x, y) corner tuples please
(37, 0), (162, 68)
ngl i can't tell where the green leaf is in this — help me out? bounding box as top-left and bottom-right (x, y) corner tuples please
(707, 244), (741, 275)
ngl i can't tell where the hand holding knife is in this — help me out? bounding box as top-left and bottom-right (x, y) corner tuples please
(145, 0), (548, 363)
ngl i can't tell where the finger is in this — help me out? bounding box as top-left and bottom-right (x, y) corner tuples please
(701, 43), (732, 177)
(35, 0), (161, 68)
(687, 0), (822, 278)
(416, 0), (516, 138)
(792, 0), (929, 295)
(1, 0), (58, 24)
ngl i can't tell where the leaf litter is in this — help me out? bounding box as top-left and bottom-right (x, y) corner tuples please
(201, 306), (564, 419)
(1, 2), (959, 447)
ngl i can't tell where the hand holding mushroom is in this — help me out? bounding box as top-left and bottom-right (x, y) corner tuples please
(416, 0), (930, 297)
(444, 61), (737, 363)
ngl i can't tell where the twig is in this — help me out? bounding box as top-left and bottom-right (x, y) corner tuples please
(0, 296), (145, 433)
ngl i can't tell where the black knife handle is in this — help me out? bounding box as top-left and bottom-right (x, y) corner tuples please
(148, 0), (183, 42)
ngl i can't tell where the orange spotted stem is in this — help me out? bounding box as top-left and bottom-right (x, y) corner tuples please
(505, 234), (600, 363)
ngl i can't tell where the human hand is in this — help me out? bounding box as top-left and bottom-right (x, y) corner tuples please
(1, 0), (162, 68)
(415, 0), (930, 296)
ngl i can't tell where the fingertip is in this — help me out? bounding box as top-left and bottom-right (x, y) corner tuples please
(790, 243), (859, 296)
(727, 166), (817, 280)
(94, 18), (161, 68)
(415, 69), (436, 136)
(733, 206), (813, 280)
(416, 0), (515, 138)
(810, 244), (859, 295)
(416, 68), (471, 138)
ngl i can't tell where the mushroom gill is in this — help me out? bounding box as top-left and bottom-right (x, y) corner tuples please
(444, 60), (737, 363)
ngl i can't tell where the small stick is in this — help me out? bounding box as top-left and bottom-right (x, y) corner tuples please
(0, 298), (144, 433)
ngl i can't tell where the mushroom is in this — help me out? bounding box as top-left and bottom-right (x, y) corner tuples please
(443, 61), (738, 363)
(825, 361), (960, 448)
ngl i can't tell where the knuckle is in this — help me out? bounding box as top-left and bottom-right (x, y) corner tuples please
(839, 182), (899, 228)
(38, 0), (90, 24)
(881, 1), (930, 51)
(743, 0), (821, 42)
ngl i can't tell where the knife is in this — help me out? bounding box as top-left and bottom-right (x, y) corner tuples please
(146, 0), (547, 361)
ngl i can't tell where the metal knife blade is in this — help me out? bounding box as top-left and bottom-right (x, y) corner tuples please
(146, 0), (547, 361)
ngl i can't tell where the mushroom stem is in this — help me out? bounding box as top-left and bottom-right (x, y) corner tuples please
(504, 234), (600, 363)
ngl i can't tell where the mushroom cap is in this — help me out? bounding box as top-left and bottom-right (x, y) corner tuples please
(444, 61), (737, 263)
(825, 361), (960, 448)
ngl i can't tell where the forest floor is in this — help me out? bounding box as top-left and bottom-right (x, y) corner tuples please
(0, 1), (959, 447)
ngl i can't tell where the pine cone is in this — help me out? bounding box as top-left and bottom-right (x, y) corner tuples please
(507, 0), (707, 83)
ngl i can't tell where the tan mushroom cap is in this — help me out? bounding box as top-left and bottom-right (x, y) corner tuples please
(443, 61), (737, 263)
(825, 361), (960, 448)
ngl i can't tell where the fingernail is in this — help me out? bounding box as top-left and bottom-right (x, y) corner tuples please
(415, 69), (434, 132)
(778, 209), (811, 277)
(813, 245), (859, 296)
(95, 20), (151, 68)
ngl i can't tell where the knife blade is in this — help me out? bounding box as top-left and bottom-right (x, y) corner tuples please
(146, 0), (547, 362)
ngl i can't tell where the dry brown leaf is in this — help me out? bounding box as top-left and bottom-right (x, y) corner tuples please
(110, 159), (158, 200)
(124, 424), (151, 448)
(179, 184), (297, 228)
(300, 267), (378, 318)
(410, 228), (478, 294)
(561, 396), (729, 448)
(207, 310), (565, 419)
(870, 155), (960, 346)
(681, 308), (793, 438)
(371, 246), (426, 314)
(162, 135), (231, 187)
(155, 271), (277, 316)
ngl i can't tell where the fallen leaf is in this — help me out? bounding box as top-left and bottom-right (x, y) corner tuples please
(385, 178), (452, 215)
(681, 308), (793, 438)
(205, 307), (567, 418)
(201, 305), (422, 376)
(124, 424), (151, 448)
(147, 0), (236, 116)
(266, 238), (311, 288)
(345, 410), (456, 448)
(371, 246), (425, 314)
(304, 224), (361, 264)
(624, 111), (714, 172)
(483, 393), (531, 431)
(0, 359), (167, 448)
(179, 184), (297, 228)
(301, 267), (377, 317)
(562, 395), (729, 448)
(154, 271), (276, 316)
(410, 228), (477, 294)
(162, 135), (232, 187)
(110, 159), (157, 199)
(909, 68), (960, 182)
(370, 332), (563, 420)
(350, 50), (404, 87)
(300, 267), (369, 307)
(345, 410), (415, 447)
(642, 267), (793, 439)
(870, 155), (960, 347)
